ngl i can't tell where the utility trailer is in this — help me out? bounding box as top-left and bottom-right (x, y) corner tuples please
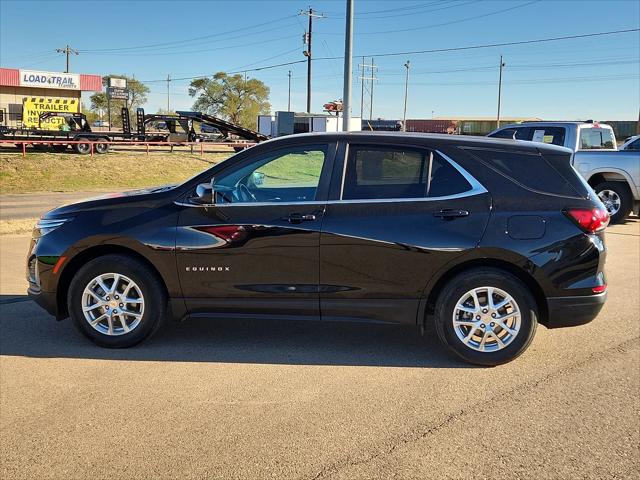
(139, 109), (268, 150)
(0, 107), (156, 154)
(0, 107), (267, 154)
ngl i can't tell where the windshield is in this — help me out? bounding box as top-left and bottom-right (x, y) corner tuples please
(579, 127), (616, 150)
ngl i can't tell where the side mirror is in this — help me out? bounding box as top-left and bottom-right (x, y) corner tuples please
(192, 181), (214, 205)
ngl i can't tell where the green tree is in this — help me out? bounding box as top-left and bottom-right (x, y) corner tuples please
(89, 75), (150, 127)
(188, 72), (270, 129)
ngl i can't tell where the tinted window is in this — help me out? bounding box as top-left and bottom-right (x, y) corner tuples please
(469, 148), (580, 197)
(342, 147), (471, 200)
(626, 138), (640, 151)
(530, 127), (566, 146)
(579, 128), (616, 149)
(489, 127), (532, 141)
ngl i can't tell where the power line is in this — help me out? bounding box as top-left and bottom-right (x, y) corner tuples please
(318, 27), (640, 60)
(78, 15), (298, 53)
(139, 27), (639, 83)
(321, 0), (541, 35)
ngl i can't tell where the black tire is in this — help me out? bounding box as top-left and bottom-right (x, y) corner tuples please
(433, 268), (538, 366)
(95, 141), (110, 154)
(73, 138), (91, 154)
(594, 181), (632, 224)
(67, 254), (166, 348)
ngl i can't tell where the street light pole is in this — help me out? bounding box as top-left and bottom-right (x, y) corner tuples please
(342, 0), (354, 131)
(402, 60), (410, 132)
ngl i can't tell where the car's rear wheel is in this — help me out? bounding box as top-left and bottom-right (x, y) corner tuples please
(594, 181), (632, 224)
(68, 254), (166, 347)
(434, 268), (537, 366)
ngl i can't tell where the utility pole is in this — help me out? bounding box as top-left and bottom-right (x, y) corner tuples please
(55, 45), (79, 73)
(300, 7), (325, 113)
(342, 0), (354, 131)
(370, 57), (375, 120)
(287, 70), (292, 111)
(359, 58), (377, 121)
(166, 74), (171, 112)
(360, 56), (365, 118)
(497, 55), (505, 127)
(402, 60), (410, 132)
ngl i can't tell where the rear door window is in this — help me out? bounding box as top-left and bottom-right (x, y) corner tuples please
(342, 146), (472, 200)
(530, 127), (566, 146)
(489, 127), (533, 141)
(579, 128), (616, 149)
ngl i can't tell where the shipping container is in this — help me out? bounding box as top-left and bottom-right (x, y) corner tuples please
(406, 119), (459, 134)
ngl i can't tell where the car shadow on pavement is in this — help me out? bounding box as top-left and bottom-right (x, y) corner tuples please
(0, 296), (470, 368)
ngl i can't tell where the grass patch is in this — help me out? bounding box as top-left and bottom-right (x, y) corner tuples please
(0, 151), (230, 193)
(0, 218), (37, 235)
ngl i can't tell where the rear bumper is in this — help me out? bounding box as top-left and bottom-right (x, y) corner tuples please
(544, 292), (606, 328)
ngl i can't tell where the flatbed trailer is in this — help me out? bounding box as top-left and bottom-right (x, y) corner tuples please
(0, 108), (157, 154)
(0, 108), (268, 154)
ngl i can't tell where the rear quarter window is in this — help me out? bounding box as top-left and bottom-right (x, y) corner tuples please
(464, 148), (583, 197)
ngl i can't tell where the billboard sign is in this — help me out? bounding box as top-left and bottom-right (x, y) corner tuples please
(108, 77), (127, 88)
(19, 70), (80, 90)
(22, 97), (80, 130)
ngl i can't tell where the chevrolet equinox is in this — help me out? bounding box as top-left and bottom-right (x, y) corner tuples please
(27, 132), (609, 365)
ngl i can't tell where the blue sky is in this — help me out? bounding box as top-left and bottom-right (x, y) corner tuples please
(1, 0), (639, 120)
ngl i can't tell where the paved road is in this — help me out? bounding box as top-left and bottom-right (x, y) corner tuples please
(1, 221), (638, 479)
(0, 191), (113, 221)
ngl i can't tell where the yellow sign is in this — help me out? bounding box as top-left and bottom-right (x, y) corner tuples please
(22, 97), (79, 130)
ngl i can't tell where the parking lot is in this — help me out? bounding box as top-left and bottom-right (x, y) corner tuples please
(1, 216), (638, 479)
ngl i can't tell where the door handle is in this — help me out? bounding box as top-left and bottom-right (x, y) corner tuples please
(288, 213), (316, 224)
(433, 209), (469, 219)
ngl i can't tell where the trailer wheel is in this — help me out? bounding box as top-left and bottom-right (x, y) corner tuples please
(74, 139), (91, 155)
(95, 142), (110, 154)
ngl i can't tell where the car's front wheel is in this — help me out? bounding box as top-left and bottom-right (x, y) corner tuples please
(67, 254), (166, 347)
(434, 268), (538, 366)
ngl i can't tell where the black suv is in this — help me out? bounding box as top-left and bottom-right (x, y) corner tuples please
(27, 132), (609, 365)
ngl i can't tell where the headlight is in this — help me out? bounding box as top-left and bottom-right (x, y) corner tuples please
(34, 218), (71, 237)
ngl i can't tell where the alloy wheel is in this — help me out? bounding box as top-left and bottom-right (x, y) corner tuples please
(452, 286), (521, 352)
(597, 189), (621, 216)
(81, 273), (145, 336)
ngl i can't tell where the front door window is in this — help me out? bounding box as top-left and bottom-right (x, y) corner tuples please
(214, 145), (327, 203)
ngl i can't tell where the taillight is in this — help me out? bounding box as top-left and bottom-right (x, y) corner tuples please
(592, 284), (607, 294)
(564, 207), (609, 233)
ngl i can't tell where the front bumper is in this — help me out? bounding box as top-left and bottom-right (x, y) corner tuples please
(545, 292), (607, 328)
(28, 287), (60, 319)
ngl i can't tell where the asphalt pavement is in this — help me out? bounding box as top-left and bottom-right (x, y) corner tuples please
(1, 220), (638, 479)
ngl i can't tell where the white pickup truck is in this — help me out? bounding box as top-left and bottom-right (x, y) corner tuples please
(489, 121), (640, 223)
